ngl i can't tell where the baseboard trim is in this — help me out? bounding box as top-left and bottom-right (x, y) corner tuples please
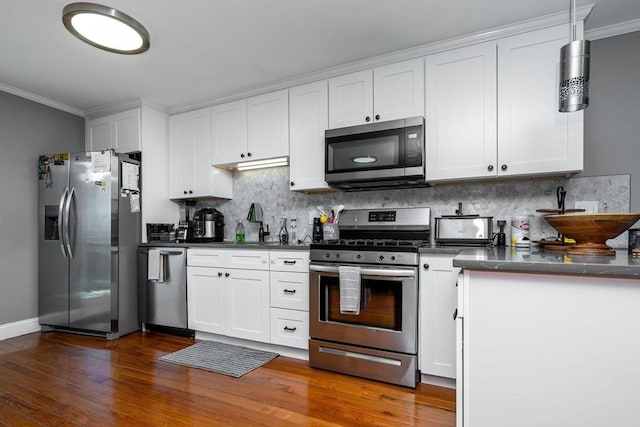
(0, 318), (41, 341)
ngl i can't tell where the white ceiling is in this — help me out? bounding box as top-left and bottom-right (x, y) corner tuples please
(1, 0), (639, 115)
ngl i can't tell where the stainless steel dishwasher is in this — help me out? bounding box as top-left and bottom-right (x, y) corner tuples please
(137, 246), (193, 336)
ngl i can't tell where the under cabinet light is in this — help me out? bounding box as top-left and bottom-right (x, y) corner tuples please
(236, 157), (289, 171)
(62, 2), (150, 54)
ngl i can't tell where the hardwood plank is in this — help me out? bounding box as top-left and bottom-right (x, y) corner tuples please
(0, 332), (456, 426)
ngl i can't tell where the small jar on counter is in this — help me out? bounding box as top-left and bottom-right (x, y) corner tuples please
(629, 228), (640, 257)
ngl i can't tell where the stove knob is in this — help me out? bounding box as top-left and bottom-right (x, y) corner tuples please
(325, 253), (330, 258)
(357, 254), (362, 259)
(336, 253), (340, 258)
(391, 256), (396, 261)
(379, 255), (384, 261)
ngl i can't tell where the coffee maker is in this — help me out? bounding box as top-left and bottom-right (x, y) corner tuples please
(176, 201), (196, 242)
(192, 208), (225, 242)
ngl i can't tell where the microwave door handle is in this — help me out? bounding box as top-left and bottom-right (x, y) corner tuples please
(58, 187), (69, 258)
(63, 187), (75, 259)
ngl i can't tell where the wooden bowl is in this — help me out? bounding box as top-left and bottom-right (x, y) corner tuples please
(544, 213), (640, 256)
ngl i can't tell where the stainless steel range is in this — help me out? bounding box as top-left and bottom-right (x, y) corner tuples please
(308, 207), (430, 388)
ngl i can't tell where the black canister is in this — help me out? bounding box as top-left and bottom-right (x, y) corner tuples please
(629, 228), (640, 256)
(312, 217), (323, 242)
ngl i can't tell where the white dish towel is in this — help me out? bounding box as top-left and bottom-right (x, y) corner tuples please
(339, 265), (361, 314)
(148, 249), (164, 283)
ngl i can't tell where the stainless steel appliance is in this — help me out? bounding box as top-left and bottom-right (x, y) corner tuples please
(38, 151), (140, 339)
(192, 207), (224, 242)
(309, 207), (430, 388)
(324, 116), (427, 191)
(435, 215), (493, 245)
(137, 246), (193, 336)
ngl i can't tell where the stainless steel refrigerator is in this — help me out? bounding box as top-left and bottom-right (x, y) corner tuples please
(38, 151), (140, 339)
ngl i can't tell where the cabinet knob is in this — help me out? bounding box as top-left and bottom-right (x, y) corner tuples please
(501, 164), (508, 171)
(290, 181), (295, 186)
(240, 153), (245, 158)
(225, 272), (230, 278)
(487, 165), (494, 171)
(218, 272), (223, 277)
(375, 114), (380, 120)
(365, 116), (371, 122)
(188, 190), (193, 194)
(423, 263), (429, 270)
(247, 152), (252, 157)
(183, 190), (188, 194)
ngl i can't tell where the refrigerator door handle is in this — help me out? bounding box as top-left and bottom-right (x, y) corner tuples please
(58, 187), (69, 258)
(63, 186), (75, 259)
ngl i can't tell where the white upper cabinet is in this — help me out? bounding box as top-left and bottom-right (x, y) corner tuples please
(85, 108), (141, 153)
(212, 89), (289, 166)
(497, 24), (583, 177)
(425, 24), (584, 182)
(248, 89), (289, 160)
(212, 99), (248, 165)
(328, 58), (424, 128)
(425, 42), (497, 181)
(168, 107), (232, 199)
(288, 80), (330, 192)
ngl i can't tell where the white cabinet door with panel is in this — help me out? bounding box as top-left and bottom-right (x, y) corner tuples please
(425, 42), (497, 181)
(169, 107), (232, 200)
(247, 89), (289, 161)
(86, 115), (112, 152)
(226, 268), (271, 342)
(289, 80), (329, 191)
(212, 99), (248, 165)
(187, 265), (227, 334)
(419, 255), (460, 379)
(85, 108), (141, 153)
(497, 24), (583, 177)
(328, 58), (424, 129)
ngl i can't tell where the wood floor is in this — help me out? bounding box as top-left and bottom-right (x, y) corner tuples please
(0, 331), (455, 426)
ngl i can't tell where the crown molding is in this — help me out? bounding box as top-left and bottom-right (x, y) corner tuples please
(169, 4), (595, 114)
(0, 83), (84, 116)
(586, 18), (640, 40)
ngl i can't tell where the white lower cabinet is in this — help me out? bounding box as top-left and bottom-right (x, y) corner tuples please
(419, 254), (460, 379)
(187, 249), (309, 349)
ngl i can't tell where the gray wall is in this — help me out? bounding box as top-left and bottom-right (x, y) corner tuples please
(0, 91), (84, 324)
(581, 31), (640, 212)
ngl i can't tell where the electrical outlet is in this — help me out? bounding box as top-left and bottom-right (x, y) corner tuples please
(575, 201), (598, 214)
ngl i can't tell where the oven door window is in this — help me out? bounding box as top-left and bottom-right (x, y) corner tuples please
(327, 129), (404, 173)
(319, 275), (402, 331)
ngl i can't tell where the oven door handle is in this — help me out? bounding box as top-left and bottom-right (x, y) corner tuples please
(309, 264), (415, 278)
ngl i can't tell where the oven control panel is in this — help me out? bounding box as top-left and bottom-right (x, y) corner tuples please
(310, 249), (418, 266)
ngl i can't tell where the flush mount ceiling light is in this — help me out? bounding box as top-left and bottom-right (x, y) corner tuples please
(352, 155), (378, 164)
(559, 0), (590, 112)
(62, 2), (150, 54)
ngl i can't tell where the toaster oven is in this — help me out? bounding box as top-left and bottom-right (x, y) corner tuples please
(435, 215), (493, 245)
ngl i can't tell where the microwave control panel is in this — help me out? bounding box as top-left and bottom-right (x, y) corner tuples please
(404, 125), (423, 167)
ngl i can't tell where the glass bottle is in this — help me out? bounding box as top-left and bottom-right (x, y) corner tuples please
(278, 217), (288, 245)
(235, 220), (245, 243)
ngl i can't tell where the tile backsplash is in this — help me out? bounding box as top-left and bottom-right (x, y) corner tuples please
(195, 167), (631, 248)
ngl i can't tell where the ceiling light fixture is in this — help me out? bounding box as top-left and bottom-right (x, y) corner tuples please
(558, 0), (590, 112)
(62, 2), (150, 54)
(236, 157), (289, 171)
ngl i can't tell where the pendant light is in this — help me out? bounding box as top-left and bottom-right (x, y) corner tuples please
(559, 0), (590, 112)
(62, 3), (150, 54)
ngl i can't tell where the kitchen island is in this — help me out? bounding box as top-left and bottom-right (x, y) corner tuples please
(452, 247), (640, 427)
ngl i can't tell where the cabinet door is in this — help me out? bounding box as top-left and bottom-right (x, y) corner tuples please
(425, 42), (497, 181)
(497, 24), (583, 177)
(226, 269), (270, 342)
(328, 69), (373, 128)
(270, 271), (309, 311)
(86, 116), (112, 152)
(419, 255), (460, 379)
(168, 110), (199, 198)
(247, 89), (289, 161)
(270, 308), (309, 349)
(187, 266), (226, 334)
(189, 108), (215, 197)
(112, 108), (141, 153)
(212, 99), (248, 165)
(289, 81), (329, 191)
(373, 58), (425, 123)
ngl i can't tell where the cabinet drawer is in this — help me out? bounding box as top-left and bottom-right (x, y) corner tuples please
(269, 251), (309, 272)
(270, 308), (309, 350)
(270, 271), (309, 311)
(187, 249), (269, 270)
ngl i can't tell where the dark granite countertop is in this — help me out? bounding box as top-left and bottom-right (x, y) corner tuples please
(452, 246), (640, 278)
(140, 241), (310, 251)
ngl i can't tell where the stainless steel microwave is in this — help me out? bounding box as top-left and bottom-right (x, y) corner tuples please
(324, 116), (427, 191)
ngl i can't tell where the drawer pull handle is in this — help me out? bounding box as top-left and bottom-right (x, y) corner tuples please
(283, 260), (297, 265)
(283, 326), (297, 332)
(283, 289), (296, 294)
